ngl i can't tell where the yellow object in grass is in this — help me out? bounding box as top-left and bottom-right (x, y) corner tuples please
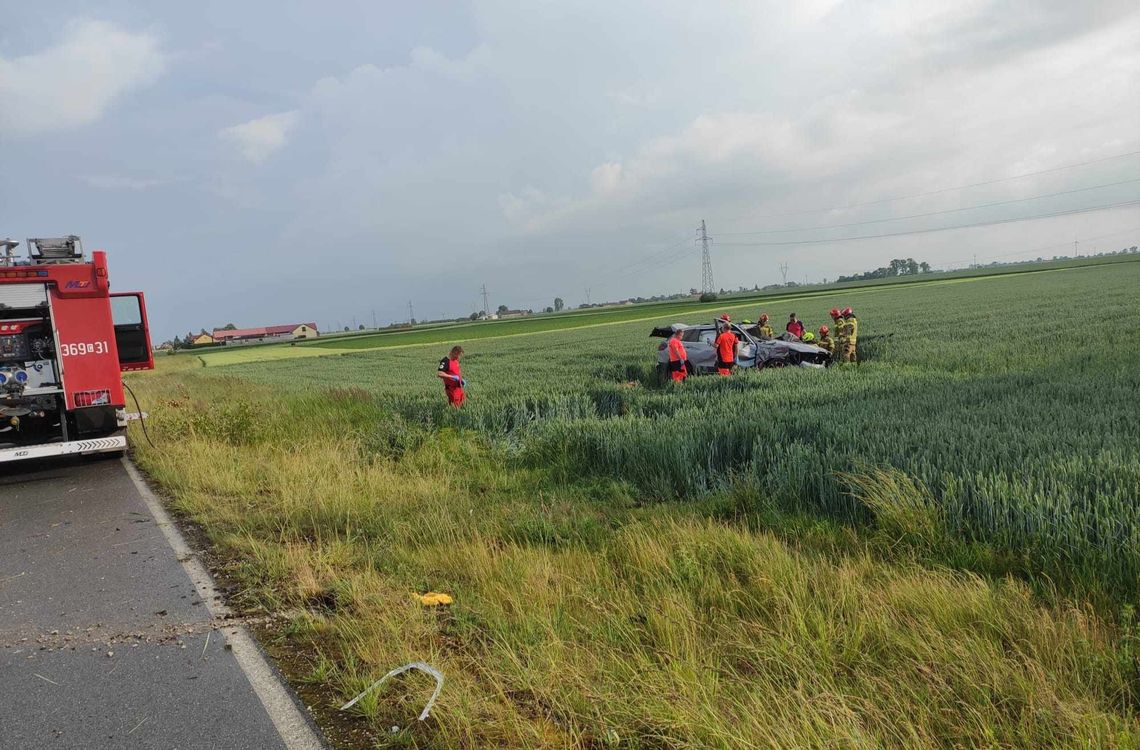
(415, 592), (454, 606)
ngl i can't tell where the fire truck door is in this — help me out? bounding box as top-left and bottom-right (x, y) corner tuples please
(110, 292), (155, 371)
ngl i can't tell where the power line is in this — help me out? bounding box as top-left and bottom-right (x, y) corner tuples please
(596, 171), (1140, 292)
(734, 146), (1140, 220)
(718, 178), (1140, 236)
(937, 226), (1140, 268)
(716, 198), (1140, 247)
(614, 234), (694, 271)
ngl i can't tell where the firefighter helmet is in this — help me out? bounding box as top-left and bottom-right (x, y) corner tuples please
(819, 325), (829, 335)
(759, 313), (769, 323)
(830, 308), (841, 318)
(802, 331), (816, 343)
(719, 313), (731, 321)
(842, 307), (853, 316)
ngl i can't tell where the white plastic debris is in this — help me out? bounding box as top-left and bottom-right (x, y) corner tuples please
(339, 661), (444, 722)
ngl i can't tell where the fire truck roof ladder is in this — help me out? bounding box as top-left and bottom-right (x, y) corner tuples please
(28, 236), (84, 264)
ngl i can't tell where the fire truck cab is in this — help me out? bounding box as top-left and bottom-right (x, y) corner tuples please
(0, 236), (153, 463)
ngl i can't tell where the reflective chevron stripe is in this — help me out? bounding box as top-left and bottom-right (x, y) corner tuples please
(0, 435), (127, 463)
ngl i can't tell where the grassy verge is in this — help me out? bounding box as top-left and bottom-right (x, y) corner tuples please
(128, 366), (1139, 748)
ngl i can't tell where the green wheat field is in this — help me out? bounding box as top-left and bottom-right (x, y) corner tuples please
(131, 258), (1140, 749)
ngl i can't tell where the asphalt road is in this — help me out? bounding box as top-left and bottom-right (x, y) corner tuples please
(0, 456), (326, 750)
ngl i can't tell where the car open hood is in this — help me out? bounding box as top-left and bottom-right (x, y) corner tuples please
(649, 323), (689, 338)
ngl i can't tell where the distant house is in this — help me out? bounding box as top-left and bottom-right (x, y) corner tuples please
(289, 323), (318, 339)
(212, 323), (319, 346)
(498, 309), (532, 319)
(190, 333), (215, 346)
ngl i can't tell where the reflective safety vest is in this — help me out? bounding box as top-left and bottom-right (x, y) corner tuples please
(714, 330), (738, 368)
(845, 316), (859, 342)
(667, 337), (687, 371)
(758, 324), (774, 339)
(817, 335), (834, 353)
(833, 317), (846, 340)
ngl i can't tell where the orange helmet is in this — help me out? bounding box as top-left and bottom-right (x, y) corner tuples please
(719, 313), (731, 322)
(819, 325), (829, 335)
(759, 313), (769, 323)
(830, 308), (841, 318)
(842, 307), (853, 316)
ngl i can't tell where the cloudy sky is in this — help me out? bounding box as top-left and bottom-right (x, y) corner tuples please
(2, 1), (1138, 338)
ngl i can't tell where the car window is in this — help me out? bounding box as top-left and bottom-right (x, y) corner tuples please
(698, 330), (716, 345)
(681, 328), (702, 342)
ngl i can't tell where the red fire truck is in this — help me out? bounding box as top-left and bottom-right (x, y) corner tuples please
(0, 236), (153, 463)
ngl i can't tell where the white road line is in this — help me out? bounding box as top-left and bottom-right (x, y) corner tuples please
(122, 458), (326, 750)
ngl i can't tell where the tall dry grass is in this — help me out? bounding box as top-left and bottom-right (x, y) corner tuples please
(127, 367), (1139, 748)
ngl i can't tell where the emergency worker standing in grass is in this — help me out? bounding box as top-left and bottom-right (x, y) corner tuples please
(829, 308), (844, 336)
(786, 313), (804, 339)
(437, 345), (466, 406)
(842, 307), (859, 363)
(714, 315), (739, 376)
(831, 308), (846, 362)
(817, 325), (835, 356)
(666, 327), (688, 382)
(756, 313), (774, 339)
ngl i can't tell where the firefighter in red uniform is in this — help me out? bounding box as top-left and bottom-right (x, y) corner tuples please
(436, 345), (466, 407)
(666, 328), (689, 382)
(714, 315), (739, 376)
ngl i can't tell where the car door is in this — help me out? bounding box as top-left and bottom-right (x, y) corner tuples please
(111, 292), (155, 371)
(682, 326), (717, 372)
(730, 324), (757, 367)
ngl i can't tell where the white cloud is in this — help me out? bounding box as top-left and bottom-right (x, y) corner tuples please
(219, 110), (299, 163)
(0, 20), (165, 136)
(79, 174), (167, 190)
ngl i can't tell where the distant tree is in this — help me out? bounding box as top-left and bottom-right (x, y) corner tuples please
(919, 261), (931, 273)
(544, 306), (554, 313)
(469, 312), (480, 321)
(699, 292), (718, 303)
(496, 304), (509, 315)
(358, 324), (365, 330)
(222, 323), (237, 330)
(554, 297), (564, 312)
(343, 326), (350, 332)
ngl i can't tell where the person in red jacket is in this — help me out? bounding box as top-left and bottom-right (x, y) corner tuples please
(714, 318), (739, 376)
(436, 345), (466, 407)
(666, 328), (688, 382)
(786, 313), (804, 339)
